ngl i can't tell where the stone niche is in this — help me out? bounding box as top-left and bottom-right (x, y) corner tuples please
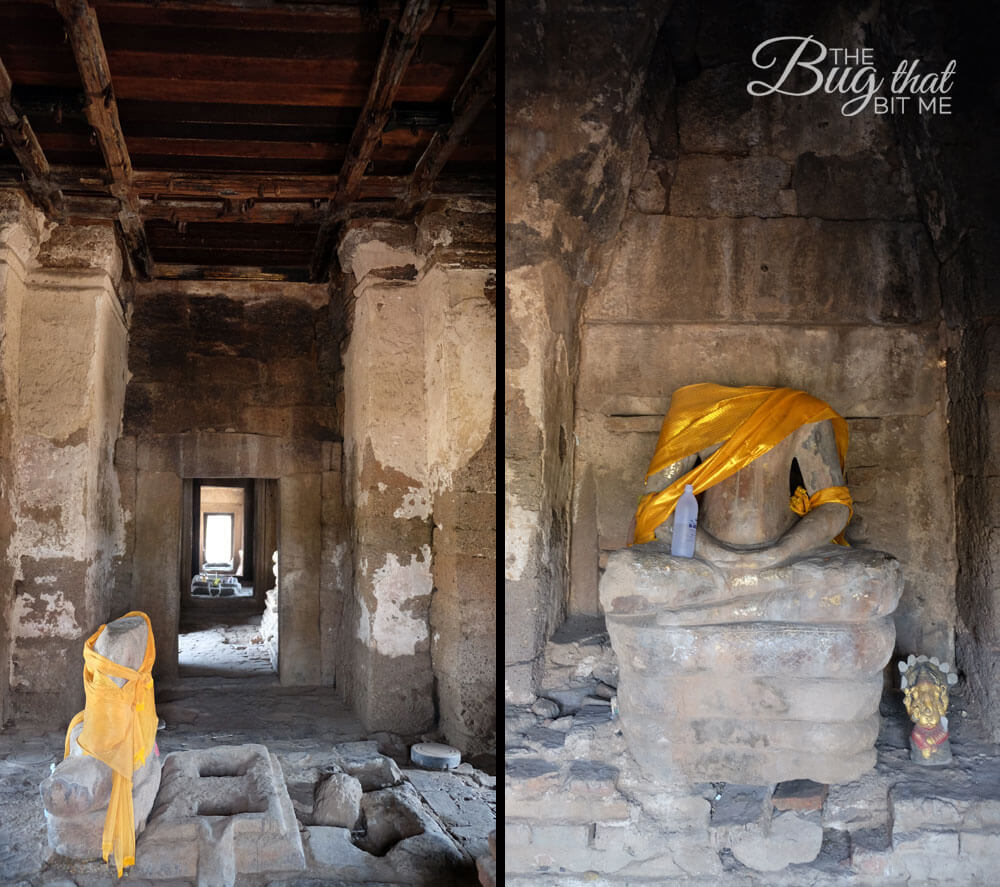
(117, 431), (338, 685)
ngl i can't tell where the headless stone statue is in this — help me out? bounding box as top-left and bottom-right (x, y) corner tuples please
(39, 615), (162, 859)
(601, 388), (903, 785)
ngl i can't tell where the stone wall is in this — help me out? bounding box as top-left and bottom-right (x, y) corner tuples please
(0, 191), (130, 728)
(338, 202), (496, 751)
(504, 0), (671, 704)
(118, 279), (341, 682)
(125, 280), (339, 440)
(869, 1), (1000, 737)
(0, 192), (41, 726)
(570, 0), (957, 663)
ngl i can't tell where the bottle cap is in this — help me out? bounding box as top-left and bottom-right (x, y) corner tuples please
(684, 484), (693, 491)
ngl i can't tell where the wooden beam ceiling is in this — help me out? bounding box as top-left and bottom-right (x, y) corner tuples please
(397, 26), (494, 214)
(0, 54), (62, 217)
(309, 0), (440, 281)
(0, 0), (495, 279)
(55, 0), (152, 278)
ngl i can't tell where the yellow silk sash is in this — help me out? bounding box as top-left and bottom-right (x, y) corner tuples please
(64, 611), (158, 876)
(632, 384), (850, 545)
(790, 484), (853, 545)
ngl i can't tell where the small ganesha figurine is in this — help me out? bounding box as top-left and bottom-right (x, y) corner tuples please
(899, 654), (959, 765)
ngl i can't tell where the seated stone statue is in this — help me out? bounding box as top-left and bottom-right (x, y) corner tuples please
(899, 654), (958, 765)
(40, 613), (162, 867)
(600, 384), (902, 785)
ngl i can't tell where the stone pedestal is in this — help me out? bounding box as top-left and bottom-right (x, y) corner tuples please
(600, 544), (903, 785)
(133, 744), (305, 885)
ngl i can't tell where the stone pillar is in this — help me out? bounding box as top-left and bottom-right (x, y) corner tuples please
(278, 472), (322, 685)
(7, 220), (128, 725)
(320, 441), (350, 686)
(418, 231), (497, 754)
(339, 212), (497, 745)
(0, 191), (46, 726)
(132, 470), (182, 680)
(340, 220), (435, 735)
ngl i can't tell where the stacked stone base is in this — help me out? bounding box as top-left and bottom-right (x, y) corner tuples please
(506, 616), (1000, 885)
(613, 617), (895, 785)
(600, 545), (902, 786)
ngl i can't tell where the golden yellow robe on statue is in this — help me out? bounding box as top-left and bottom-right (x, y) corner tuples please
(631, 383), (853, 546)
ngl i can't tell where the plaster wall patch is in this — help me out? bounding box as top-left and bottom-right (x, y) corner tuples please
(369, 547), (432, 657)
(11, 590), (78, 638)
(394, 486), (432, 520)
(356, 597), (372, 647)
(14, 437), (89, 559)
(505, 503), (538, 582)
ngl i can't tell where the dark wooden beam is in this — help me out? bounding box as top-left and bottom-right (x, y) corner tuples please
(397, 27), (495, 213)
(66, 194), (413, 226)
(335, 0), (438, 208)
(0, 165), (496, 202)
(0, 56), (63, 217)
(309, 0), (439, 281)
(152, 263), (311, 282)
(54, 0), (153, 278)
(90, 0), (393, 21)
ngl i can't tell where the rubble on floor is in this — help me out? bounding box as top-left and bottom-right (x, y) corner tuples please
(506, 615), (1000, 885)
(0, 682), (495, 887)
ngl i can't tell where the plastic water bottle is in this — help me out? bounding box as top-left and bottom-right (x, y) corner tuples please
(671, 484), (698, 557)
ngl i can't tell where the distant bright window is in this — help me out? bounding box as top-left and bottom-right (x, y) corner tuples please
(204, 513), (234, 564)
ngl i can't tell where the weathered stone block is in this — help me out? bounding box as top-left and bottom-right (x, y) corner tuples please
(678, 62), (893, 160)
(822, 769), (891, 831)
(331, 748), (402, 792)
(578, 322), (943, 419)
(602, 545), (902, 623)
(312, 773), (362, 828)
(670, 155), (790, 218)
(622, 672), (881, 724)
(608, 617), (896, 679)
(725, 811), (823, 872)
(134, 744), (305, 882)
(355, 784), (442, 859)
(710, 784), (770, 827)
(584, 216), (939, 325)
(793, 151), (918, 220)
(772, 780), (828, 813)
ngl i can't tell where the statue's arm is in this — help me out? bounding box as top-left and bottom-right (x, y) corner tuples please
(695, 503), (849, 570)
(647, 453), (699, 545)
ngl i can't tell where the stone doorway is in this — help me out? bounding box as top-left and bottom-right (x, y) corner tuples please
(123, 432), (328, 686)
(177, 477), (278, 678)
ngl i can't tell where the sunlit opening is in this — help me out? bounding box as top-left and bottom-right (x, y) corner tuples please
(204, 513), (233, 565)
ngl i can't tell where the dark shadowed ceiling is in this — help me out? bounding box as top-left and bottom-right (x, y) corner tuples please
(0, 0), (496, 281)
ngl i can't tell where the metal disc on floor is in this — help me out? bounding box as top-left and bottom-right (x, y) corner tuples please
(410, 742), (461, 770)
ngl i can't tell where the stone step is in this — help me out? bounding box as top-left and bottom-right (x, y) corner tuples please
(623, 725), (878, 786)
(624, 712), (880, 756)
(607, 616), (895, 678)
(620, 672), (882, 722)
(601, 545), (902, 622)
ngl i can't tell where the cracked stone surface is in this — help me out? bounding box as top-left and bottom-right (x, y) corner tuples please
(0, 679), (495, 886)
(506, 615), (1000, 885)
